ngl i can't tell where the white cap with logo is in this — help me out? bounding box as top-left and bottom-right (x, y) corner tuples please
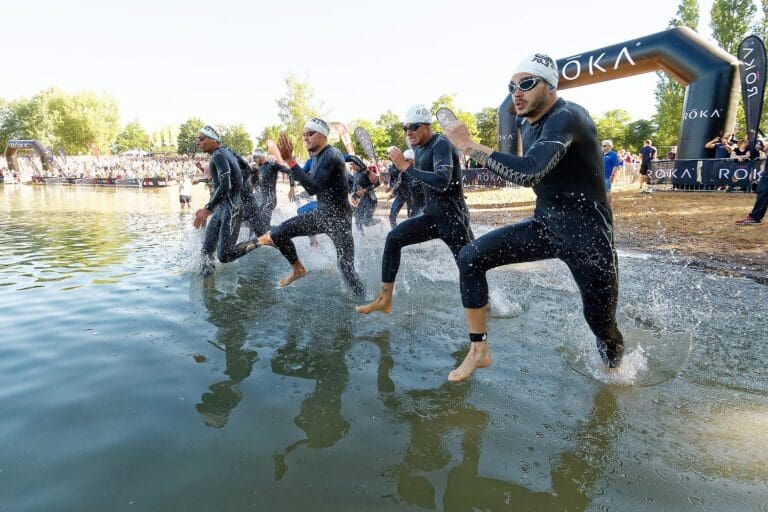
(513, 53), (559, 89)
(404, 104), (432, 124)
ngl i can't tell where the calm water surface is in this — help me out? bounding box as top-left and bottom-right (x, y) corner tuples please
(1, 185), (767, 511)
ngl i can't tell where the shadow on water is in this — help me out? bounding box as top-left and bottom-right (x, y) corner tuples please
(372, 334), (623, 511)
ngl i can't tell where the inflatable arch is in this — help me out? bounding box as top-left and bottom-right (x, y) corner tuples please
(4, 140), (54, 172)
(499, 27), (741, 160)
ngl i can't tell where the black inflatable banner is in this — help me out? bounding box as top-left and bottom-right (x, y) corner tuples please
(4, 139), (54, 172)
(499, 27), (740, 160)
(738, 35), (767, 154)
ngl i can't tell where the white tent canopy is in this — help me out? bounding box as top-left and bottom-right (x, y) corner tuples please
(120, 149), (150, 157)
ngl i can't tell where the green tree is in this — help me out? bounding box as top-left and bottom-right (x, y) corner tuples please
(0, 89), (61, 148)
(114, 120), (149, 153)
(762, 0), (768, 40)
(476, 107), (498, 148)
(48, 91), (120, 155)
(276, 73), (325, 160)
(220, 123), (253, 156)
(653, 0), (700, 148)
(177, 117), (204, 156)
(376, 110), (405, 152)
(594, 109), (632, 149)
(711, 0), (755, 135)
(256, 124), (283, 150)
(711, 0), (755, 55)
(625, 119), (657, 153)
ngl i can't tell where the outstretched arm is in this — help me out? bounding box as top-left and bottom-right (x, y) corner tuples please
(445, 119), (571, 188)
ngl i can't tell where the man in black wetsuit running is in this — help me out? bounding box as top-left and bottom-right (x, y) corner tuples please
(443, 53), (624, 381)
(252, 148), (295, 235)
(256, 118), (365, 298)
(193, 125), (259, 271)
(357, 104), (472, 315)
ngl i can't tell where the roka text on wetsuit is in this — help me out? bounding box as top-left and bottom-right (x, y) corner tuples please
(202, 146), (256, 263)
(381, 133), (472, 283)
(459, 98), (623, 365)
(270, 145), (365, 298)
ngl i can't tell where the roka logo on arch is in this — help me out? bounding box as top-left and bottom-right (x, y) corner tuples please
(682, 108), (722, 120)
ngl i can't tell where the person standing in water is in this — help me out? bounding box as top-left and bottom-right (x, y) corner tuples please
(356, 104), (472, 315)
(179, 173), (192, 208)
(443, 53), (624, 381)
(193, 125), (259, 271)
(252, 148), (295, 235)
(257, 118), (365, 298)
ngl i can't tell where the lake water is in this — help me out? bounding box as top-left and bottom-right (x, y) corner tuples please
(1, 184), (767, 511)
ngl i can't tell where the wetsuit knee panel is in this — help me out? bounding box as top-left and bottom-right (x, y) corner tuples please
(457, 242), (482, 273)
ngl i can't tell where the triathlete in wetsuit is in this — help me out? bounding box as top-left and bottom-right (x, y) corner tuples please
(257, 118), (365, 298)
(234, 152), (261, 235)
(348, 155), (380, 231)
(444, 53), (624, 381)
(357, 104), (472, 315)
(193, 125), (259, 271)
(252, 149), (295, 235)
(386, 150), (420, 228)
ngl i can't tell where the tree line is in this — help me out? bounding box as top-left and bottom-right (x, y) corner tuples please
(1, 0), (765, 159)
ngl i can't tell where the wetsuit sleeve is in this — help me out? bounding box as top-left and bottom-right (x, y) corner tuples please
(273, 163), (295, 186)
(290, 150), (340, 196)
(478, 110), (575, 187)
(406, 137), (454, 191)
(205, 152), (232, 210)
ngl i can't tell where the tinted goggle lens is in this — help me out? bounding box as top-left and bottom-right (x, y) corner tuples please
(508, 77), (543, 93)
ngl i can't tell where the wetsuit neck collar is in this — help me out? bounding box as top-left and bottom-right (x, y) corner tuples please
(311, 144), (331, 158)
(528, 97), (565, 127)
(416, 133), (439, 148)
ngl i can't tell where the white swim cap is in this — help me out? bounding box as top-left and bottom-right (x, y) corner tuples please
(304, 118), (330, 136)
(404, 104), (432, 124)
(198, 125), (221, 142)
(513, 53), (559, 89)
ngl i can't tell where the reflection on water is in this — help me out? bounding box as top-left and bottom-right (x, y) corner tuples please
(1, 186), (767, 511)
(375, 337), (622, 511)
(195, 276), (260, 428)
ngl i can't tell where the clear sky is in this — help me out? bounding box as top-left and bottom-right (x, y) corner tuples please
(4, 0), (718, 138)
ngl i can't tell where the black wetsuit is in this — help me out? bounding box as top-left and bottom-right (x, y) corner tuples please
(381, 133), (472, 283)
(352, 170), (379, 231)
(234, 153), (262, 234)
(270, 145), (365, 298)
(406, 171), (426, 217)
(388, 164), (410, 227)
(202, 147), (256, 263)
(255, 161), (294, 234)
(459, 98), (623, 365)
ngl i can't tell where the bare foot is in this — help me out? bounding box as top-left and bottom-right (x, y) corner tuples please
(278, 265), (307, 287)
(448, 342), (492, 382)
(356, 294), (392, 314)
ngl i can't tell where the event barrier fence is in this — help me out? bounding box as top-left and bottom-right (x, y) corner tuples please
(648, 158), (765, 191)
(459, 160), (764, 192)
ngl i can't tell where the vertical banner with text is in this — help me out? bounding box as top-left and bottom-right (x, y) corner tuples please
(738, 35), (767, 154)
